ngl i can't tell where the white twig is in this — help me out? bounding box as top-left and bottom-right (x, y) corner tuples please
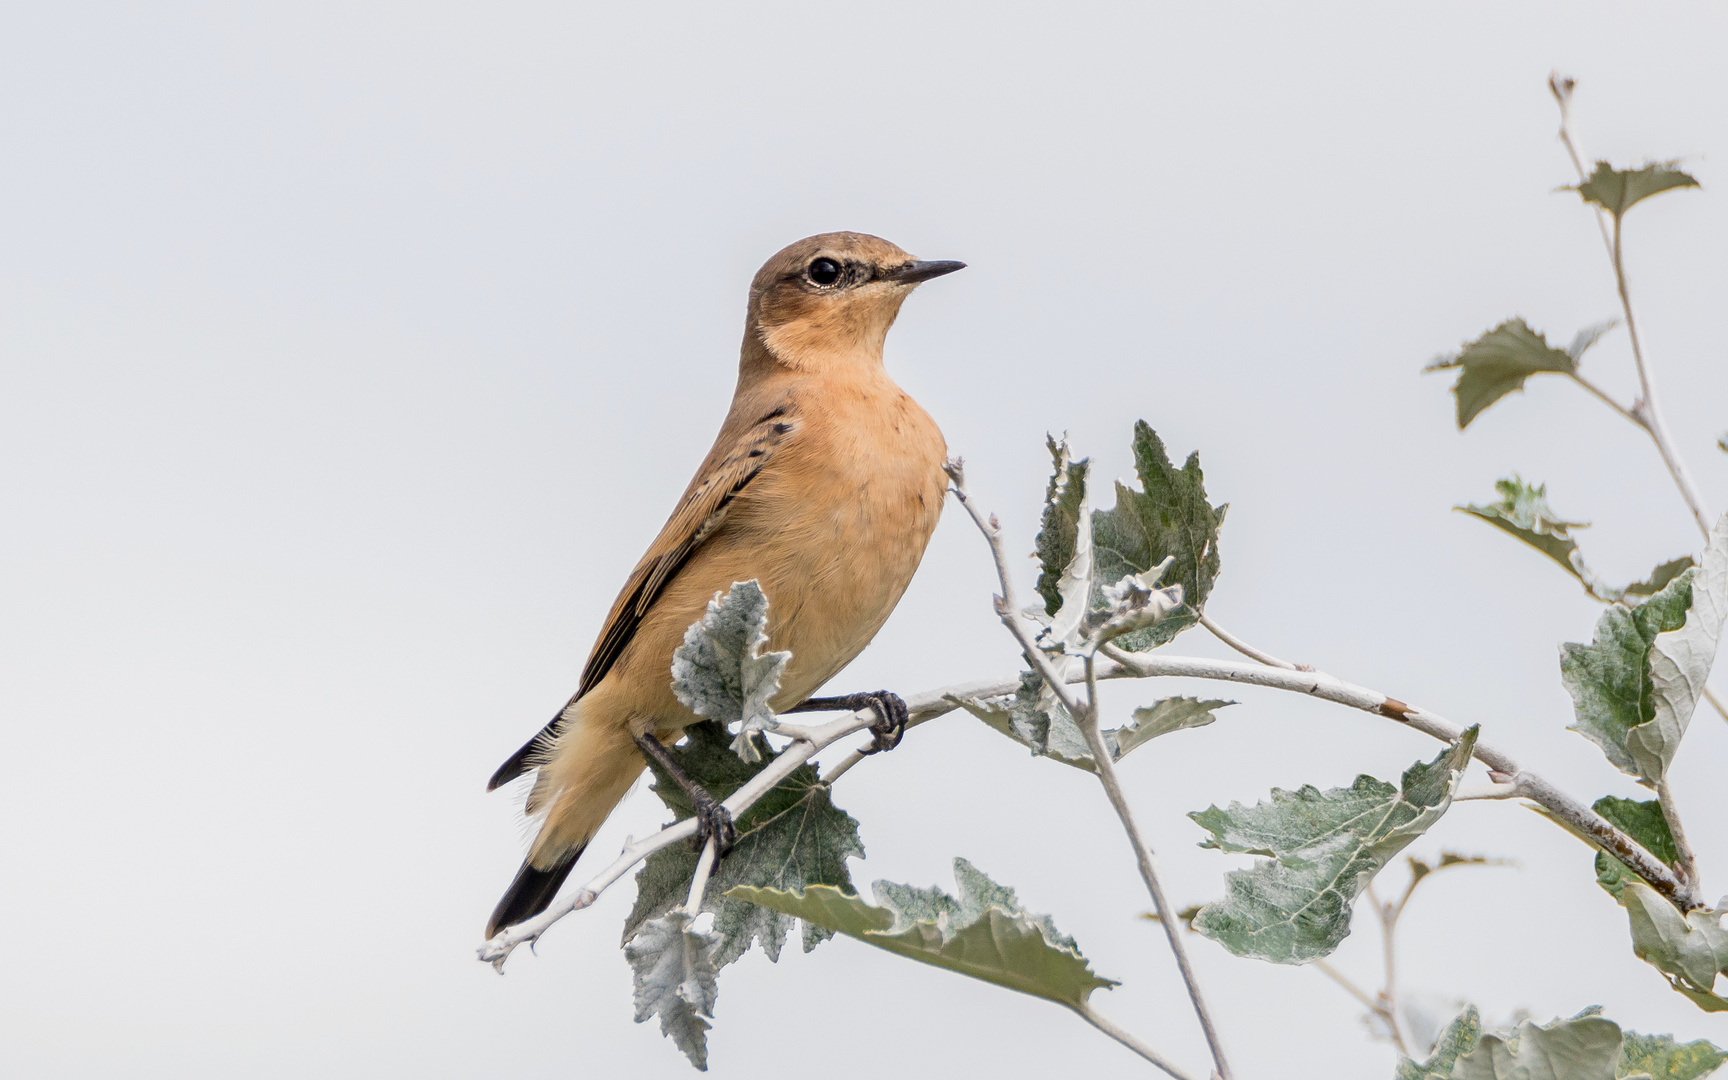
(1706, 684), (1728, 726)
(947, 460), (1237, 1080)
(1199, 612), (1303, 670)
(1071, 1002), (1204, 1080)
(1655, 777), (1699, 889)
(1367, 882), (1413, 1058)
(1096, 644), (1699, 910)
(684, 838), (718, 916)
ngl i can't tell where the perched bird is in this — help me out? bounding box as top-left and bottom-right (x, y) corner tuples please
(485, 232), (963, 938)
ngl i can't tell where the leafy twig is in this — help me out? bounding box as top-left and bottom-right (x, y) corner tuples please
(1095, 645), (1699, 910)
(947, 458), (1236, 1080)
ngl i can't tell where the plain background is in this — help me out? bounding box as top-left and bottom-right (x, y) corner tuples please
(3, 3), (1726, 1077)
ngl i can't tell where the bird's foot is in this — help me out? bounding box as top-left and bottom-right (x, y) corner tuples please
(690, 791), (737, 857)
(858, 690), (908, 755)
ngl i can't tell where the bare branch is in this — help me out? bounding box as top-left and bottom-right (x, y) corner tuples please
(1656, 777), (1700, 889)
(1071, 1002), (1206, 1080)
(1198, 612), (1303, 670)
(683, 838), (719, 916)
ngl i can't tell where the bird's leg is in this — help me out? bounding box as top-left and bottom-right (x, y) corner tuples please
(633, 734), (737, 856)
(786, 691), (909, 755)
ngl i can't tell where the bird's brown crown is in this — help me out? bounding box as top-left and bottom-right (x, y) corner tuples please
(744, 232), (961, 372)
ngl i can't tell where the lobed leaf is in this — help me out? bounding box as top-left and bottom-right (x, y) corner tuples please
(729, 859), (1115, 1009)
(1625, 557), (1697, 600)
(1426, 318), (1579, 429)
(625, 721), (862, 966)
(1034, 435), (1091, 616)
(1561, 571), (1694, 785)
(1574, 161), (1700, 219)
(1189, 729), (1476, 964)
(1090, 421), (1226, 649)
(1618, 882), (1728, 1010)
(670, 580), (791, 763)
(1459, 477), (1594, 587)
(1396, 1005), (1482, 1080)
(1618, 1030), (1727, 1079)
(956, 674), (1230, 773)
(625, 912), (720, 1071)
(1635, 514), (1728, 784)
(1451, 1011), (1624, 1080)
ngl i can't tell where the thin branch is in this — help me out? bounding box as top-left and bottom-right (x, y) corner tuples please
(947, 460), (1236, 1080)
(1368, 882), (1413, 1058)
(1096, 644), (1700, 910)
(1552, 72), (1715, 540)
(1706, 683), (1728, 726)
(1310, 958), (1382, 1015)
(1655, 777), (1700, 888)
(1198, 611), (1303, 670)
(1070, 1002), (1204, 1080)
(1567, 371), (1646, 430)
(683, 838), (718, 916)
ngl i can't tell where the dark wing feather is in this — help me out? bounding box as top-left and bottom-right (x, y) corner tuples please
(487, 408), (798, 790)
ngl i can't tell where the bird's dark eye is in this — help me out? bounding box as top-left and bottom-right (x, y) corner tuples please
(807, 258), (841, 286)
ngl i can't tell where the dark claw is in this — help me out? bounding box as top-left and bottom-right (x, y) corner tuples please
(692, 794), (737, 857)
(861, 690), (908, 756)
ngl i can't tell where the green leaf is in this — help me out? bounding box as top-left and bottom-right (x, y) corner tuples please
(729, 859), (1116, 1008)
(1636, 514), (1728, 784)
(1561, 571), (1695, 785)
(1574, 161), (1700, 219)
(1090, 421), (1225, 649)
(1034, 435), (1091, 616)
(624, 911), (719, 1071)
(1618, 1030), (1726, 1079)
(1189, 729), (1477, 964)
(1625, 557), (1697, 600)
(670, 580), (791, 763)
(1592, 797), (1680, 902)
(625, 721), (863, 966)
(1619, 881), (1728, 1009)
(1397, 1005), (1482, 1080)
(1426, 318), (1579, 429)
(955, 674), (1230, 773)
(1452, 1012), (1624, 1080)
(1460, 476), (1595, 587)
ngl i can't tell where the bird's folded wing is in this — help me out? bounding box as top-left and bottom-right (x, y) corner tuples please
(487, 407), (799, 789)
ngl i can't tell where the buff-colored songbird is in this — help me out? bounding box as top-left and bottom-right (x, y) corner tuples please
(485, 233), (963, 937)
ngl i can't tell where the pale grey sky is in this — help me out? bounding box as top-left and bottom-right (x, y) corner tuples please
(3, 3), (1726, 1078)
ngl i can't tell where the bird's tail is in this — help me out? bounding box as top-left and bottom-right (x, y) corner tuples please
(486, 706), (646, 939)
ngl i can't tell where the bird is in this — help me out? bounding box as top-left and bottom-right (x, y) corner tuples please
(484, 232), (964, 939)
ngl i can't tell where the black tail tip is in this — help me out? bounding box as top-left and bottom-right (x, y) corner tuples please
(485, 848), (584, 939)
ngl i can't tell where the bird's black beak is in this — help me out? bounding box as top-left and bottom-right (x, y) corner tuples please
(885, 260), (966, 284)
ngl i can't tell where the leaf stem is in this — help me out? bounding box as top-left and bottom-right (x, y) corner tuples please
(1706, 684), (1728, 726)
(1310, 958), (1381, 1015)
(1566, 371), (1645, 430)
(1367, 882), (1413, 1058)
(1070, 1002), (1205, 1080)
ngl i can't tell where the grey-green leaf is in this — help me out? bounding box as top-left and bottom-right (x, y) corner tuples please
(1592, 797), (1680, 902)
(1619, 881), (1728, 1009)
(728, 859), (1116, 1008)
(1396, 1006), (1482, 1080)
(1459, 476), (1594, 587)
(1426, 318), (1577, 429)
(1189, 729), (1477, 964)
(1574, 161), (1700, 219)
(1452, 1012), (1624, 1080)
(1635, 513), (1728, 784)
(957, 675), (1230, 773)
(1561, 571), (1695, 785)
(1090, 421), (1225, 649)
(1618, 1030), (1727, 1079)
(1625, 557), (1697, 600)
(625, 911), (719, 1071)
(1035, 434), (1091, 616)
(670, 580), (792, 763)
(625, 721), (862, 966)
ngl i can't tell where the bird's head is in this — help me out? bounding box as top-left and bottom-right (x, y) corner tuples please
(744, 232), (964, 372)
